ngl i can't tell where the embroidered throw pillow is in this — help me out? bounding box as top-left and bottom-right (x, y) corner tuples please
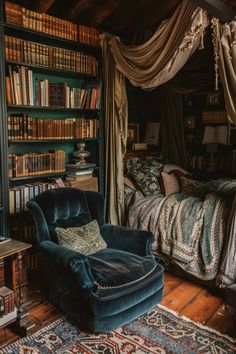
(161, 172), (180, 196)
(55, 219), (107, 255)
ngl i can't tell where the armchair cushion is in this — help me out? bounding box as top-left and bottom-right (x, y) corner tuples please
(55, 220), (107, 255)
(88, 248), (156, 288)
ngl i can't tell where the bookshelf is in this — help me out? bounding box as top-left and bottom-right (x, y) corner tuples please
(0, 0), (104, 313)
(183, 89), (235, 179)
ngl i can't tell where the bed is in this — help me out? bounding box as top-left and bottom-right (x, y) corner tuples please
(124, 156), (236, 309)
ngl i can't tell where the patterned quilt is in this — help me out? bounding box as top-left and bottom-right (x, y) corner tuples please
(127, 179), (236, 283)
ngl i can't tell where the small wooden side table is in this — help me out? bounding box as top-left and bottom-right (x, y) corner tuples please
(0, 239), (33, 336)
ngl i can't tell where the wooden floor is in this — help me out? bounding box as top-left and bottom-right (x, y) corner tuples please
(0, 271), (235, 349)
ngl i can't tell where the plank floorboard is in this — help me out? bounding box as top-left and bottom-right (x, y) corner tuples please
(179, 289), (223, 324)
(161, 280), (203, 312)
(163, 272), (183, 296)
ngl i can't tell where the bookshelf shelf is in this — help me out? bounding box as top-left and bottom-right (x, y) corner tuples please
(2, 22), (100, 56)
(9, 172), (67, 182)
(8, 138), (99, 144)
(6, 60), (100, 80)
(7, 105), (100, 114)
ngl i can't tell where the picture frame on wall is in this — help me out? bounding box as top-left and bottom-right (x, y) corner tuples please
(127, 124), (139, 144)
(145, 122), (160, 145)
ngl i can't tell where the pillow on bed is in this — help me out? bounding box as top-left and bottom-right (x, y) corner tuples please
(126, 157), (144, 173)
(129, 166), (162, 196)
(181, 176), (207, 198)
(126, 157), (163, 174)
(161, 172), (180, 196)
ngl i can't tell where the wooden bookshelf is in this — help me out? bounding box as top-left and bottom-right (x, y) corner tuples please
(183, 90), (236, 178)
(0, 0), (104, 308)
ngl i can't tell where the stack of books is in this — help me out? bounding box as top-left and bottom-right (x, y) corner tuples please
(65, 167), (98, 192)
(0, 286), (16, 325)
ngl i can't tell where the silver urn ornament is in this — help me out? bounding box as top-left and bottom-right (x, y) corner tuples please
(73, 142), (90, 166)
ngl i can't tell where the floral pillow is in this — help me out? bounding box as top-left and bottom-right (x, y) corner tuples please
(126, 157), (163, 173)
(129, 166), (162, 196)
(126, 157), (144, 173)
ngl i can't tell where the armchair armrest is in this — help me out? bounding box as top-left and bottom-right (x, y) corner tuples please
(40, 241), (94, 290)
(100, 224), (154, 256)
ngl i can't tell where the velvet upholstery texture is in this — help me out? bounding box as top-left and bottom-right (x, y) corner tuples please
(27, 188), (164, 333)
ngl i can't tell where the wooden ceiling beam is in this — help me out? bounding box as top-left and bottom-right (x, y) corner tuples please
(81, 0), (120, 27)
(192, 0), (236, 21)
(66, 0), (93, 21)
(102, 0), (156, 33)
(141, 0), (182, 27)
(32, 0), (56, 13)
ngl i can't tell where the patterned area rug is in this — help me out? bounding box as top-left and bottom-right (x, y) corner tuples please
(1, 304), (236, 354)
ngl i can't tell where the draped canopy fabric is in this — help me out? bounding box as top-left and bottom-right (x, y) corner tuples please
(110, 0), (208, 90)
(101, 34), (128, 225)
(212, 18), (236, 125)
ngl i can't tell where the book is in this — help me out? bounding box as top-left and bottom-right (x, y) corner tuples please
(65, 168), (94, 176)
(65, 163), (96, 170)
(202, 125), (228, 145)
(0, 286), (15, 316)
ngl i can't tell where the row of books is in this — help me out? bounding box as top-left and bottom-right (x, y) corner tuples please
(5, 2), (100, 46)
(10, 221), (36, 245)
(202, 111), (228, 124)
(6, 65), (101, 109)
(188, 152), (233, 172)
(8, 115), (98, 140)
(10, 221), (42, 273)
(9, 181), (63, 214)
(0, 286), (15, 317)
(5, 36), (98, 75)
(25, 251), (42, 272)
(8, 151), (65, 178)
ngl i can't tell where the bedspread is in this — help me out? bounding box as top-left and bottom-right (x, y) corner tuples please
(127, 179), (236, 285)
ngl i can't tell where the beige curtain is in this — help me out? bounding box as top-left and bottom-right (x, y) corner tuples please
(110, 0), (208, 89)
(212, 18), (236, 125)
(101, 35), (128, 225)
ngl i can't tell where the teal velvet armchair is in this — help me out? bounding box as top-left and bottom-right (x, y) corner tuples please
(27, 187), (164, 333)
